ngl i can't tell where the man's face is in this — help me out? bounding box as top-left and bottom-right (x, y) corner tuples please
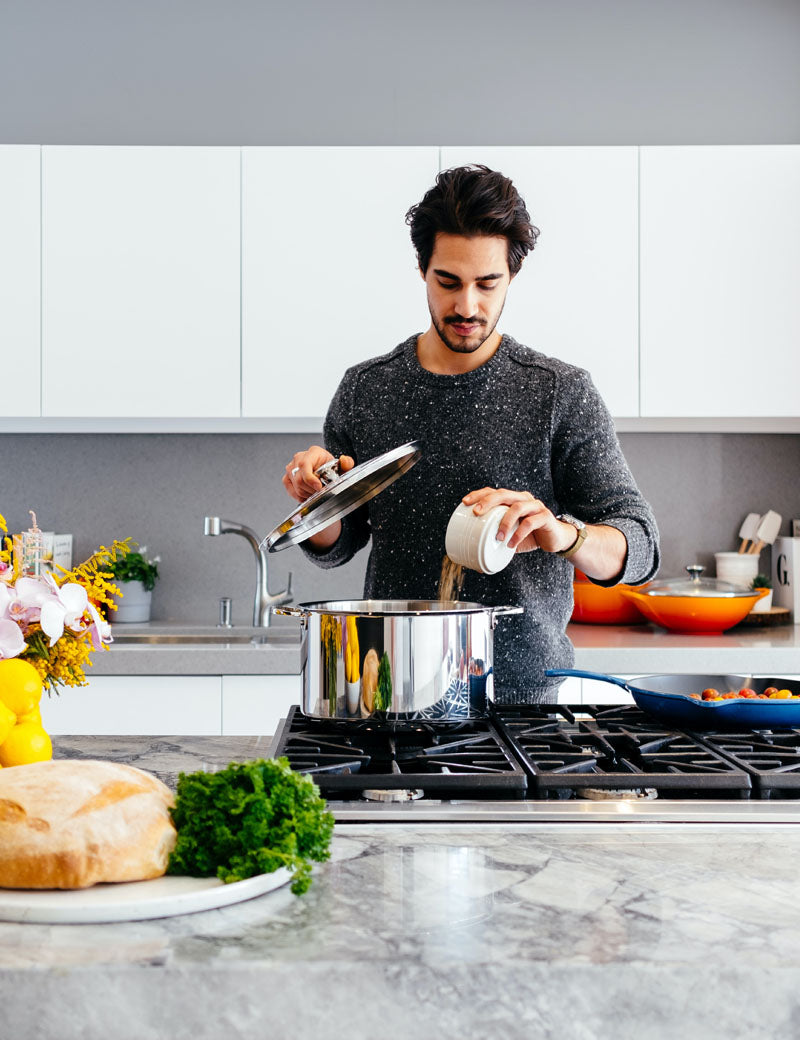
(422, 233), (512, 355)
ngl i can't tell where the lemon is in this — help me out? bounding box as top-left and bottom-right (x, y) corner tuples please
(17, 705), (42, 725)
(0, 659), (43, 716)
(0, 722), (52, 767)
(0, 702), (16, 745)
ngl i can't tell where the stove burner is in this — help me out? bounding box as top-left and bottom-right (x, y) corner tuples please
(361, 788), (425, 802)
(271, 707), (528, 799)
(494, 704), (754, 799)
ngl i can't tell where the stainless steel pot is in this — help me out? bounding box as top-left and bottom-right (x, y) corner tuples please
(275, 599), (522, 723)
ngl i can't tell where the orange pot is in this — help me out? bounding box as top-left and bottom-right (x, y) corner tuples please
(571, 577), (647, 625)
(619, 586), (769, 634)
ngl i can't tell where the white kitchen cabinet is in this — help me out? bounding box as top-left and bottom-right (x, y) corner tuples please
(0, 146), (40, 417)
(440, 147), (640, 418)
(41, 146), (241, 417)
(222, 674), (302, 736)
(241, 146), (439, 418)
(640, 146), (800, 417)
(40, 675), (222, 735)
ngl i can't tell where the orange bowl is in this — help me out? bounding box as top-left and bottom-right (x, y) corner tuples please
(571, 578), (647, 625)
(619, 587), (768, 634)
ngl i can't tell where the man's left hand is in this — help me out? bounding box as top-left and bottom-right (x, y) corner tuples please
(461, 488), (628, 582)
(461, 488), (576, 554)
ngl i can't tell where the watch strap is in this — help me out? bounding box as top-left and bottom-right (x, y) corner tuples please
(555, 516), (587, 559)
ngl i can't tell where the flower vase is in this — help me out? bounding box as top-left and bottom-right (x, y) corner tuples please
(113, 580), (153, 623)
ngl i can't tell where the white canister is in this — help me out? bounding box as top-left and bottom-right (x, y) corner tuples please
(714, 551), (760, 589)
(445, 503), (518, 575)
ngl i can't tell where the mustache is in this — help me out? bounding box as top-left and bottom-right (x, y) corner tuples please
(444, 315), (486, 326)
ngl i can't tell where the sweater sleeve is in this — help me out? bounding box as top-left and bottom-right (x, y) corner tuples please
(550, 368), (660, 587)
(298, 368), (371, 570)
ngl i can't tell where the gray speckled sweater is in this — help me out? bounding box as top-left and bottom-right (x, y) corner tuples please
(302, 334), (660, 702)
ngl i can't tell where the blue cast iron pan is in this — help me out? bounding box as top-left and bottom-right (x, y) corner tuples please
(546, 670), (800, 730)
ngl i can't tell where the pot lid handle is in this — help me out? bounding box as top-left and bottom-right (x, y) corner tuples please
(261, 440), (422, 553)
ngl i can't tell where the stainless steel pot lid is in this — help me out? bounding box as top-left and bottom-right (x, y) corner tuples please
(262, 441), (422, 552)
(639, 565), (756, 598)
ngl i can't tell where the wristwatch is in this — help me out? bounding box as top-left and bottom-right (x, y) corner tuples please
(555, 514), (587, 559)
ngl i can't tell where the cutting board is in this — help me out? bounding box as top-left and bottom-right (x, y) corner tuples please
(0, 868), (292, 924)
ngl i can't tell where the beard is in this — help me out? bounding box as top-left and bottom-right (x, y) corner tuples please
(429, 298), (506, 355)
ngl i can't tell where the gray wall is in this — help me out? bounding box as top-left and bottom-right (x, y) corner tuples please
(2, 432), (798, 622)
(1, 0), (798, 144)
(1, 1), (799, 621)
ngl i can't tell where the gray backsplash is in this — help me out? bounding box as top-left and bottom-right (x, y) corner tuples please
(2, 431), (798, 623)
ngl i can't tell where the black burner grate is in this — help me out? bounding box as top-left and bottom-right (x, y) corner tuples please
(695, 730), (800, 799)
(271, 706), (528, 799)
(494, 704), (754, 799)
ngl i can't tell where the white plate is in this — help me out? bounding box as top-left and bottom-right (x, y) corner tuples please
(0, 869), (293, 924)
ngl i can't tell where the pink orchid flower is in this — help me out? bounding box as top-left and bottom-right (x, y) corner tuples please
(0, 618), (26, 659)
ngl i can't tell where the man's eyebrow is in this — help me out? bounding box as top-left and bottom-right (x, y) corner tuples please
(433, 268), (504, 281)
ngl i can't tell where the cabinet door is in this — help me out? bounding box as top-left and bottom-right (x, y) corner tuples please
(441, 147), (640, 417)
(40, 675), (222, 735)
(241, 147), (439, 418)
(222, 674), (301, 736)
(0, 146), (40, 417)
(41, 146), (241, 417)
(640, 146), (800, 417)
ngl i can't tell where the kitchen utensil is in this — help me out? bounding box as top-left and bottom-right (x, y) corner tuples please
(445, 503), (518, 575)
(570, 571), (647, 624)
(619, 565), (769, 633)
(714, 551), (760, 588)
(275, 599), (523, 722)
(262, 441), (421, 552)
(737, 512), (760, 553)
(546, 669), (800, 730)
(0, 869), (292, 924)
(747, 510), (782, 555)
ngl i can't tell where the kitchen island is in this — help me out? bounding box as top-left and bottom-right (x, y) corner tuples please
(2, 736), (799, 1040)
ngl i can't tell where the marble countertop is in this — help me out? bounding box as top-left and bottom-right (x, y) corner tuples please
(2, 736), (800, 1038)
(95, 618), (800, 677)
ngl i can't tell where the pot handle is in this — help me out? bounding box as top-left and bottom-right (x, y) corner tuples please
(489, 604), (524, 628)
(272, 605), (310, 627)
(546, 668), (632, 692)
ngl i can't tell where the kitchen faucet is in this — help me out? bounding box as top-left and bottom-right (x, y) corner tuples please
(203, 517), (292, 627)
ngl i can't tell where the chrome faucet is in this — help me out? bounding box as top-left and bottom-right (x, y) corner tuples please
(203, 517), (292, 626)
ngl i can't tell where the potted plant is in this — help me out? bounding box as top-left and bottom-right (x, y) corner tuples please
(751, 573), (773, 613)
(108, 546), (160, 623)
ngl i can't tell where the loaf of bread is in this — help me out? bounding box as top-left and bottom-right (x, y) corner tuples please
(0, 759), (177, 889)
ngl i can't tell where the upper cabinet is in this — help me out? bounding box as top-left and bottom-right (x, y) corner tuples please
(241, 147), (439, 418)
(41, 147), (241, 417)
(0, 146), (40, 417)
(440, 147), (640, 418)
(640, 146), (800, 417)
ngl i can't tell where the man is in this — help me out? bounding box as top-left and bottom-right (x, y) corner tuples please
(282, 165), (659, 703)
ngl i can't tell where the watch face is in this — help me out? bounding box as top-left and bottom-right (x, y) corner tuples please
(559, 513), (585, 530)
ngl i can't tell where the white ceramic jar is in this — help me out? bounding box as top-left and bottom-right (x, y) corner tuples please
(445, 503), (518, 575)
(714, 551), (760, 589)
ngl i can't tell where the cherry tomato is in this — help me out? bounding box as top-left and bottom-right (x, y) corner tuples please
(739, 688), (757, 698)
(701, 688), (719, 700)
(763, 687), (779, 697)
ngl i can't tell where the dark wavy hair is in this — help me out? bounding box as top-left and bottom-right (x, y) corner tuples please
(405, 165), (540, 276)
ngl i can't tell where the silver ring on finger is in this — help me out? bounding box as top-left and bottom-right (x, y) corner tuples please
(291, 466), (300, 476)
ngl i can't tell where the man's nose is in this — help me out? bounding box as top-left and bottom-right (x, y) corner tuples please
(453, 285), (479, 318)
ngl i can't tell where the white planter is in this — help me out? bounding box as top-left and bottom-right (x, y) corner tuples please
(112, 580), (153, 623)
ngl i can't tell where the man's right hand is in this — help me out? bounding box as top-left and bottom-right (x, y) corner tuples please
(282, 446), (355, 503)
(282, 446), (355, 552)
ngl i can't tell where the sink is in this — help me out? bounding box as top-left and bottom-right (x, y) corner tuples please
(111, 630), (298, 647)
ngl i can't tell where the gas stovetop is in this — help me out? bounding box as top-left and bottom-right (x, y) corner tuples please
(268, 705), (800, 823)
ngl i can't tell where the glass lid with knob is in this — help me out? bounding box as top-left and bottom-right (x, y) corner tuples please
(639, 565), (758, 598)
(261, 441), (422, 553)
